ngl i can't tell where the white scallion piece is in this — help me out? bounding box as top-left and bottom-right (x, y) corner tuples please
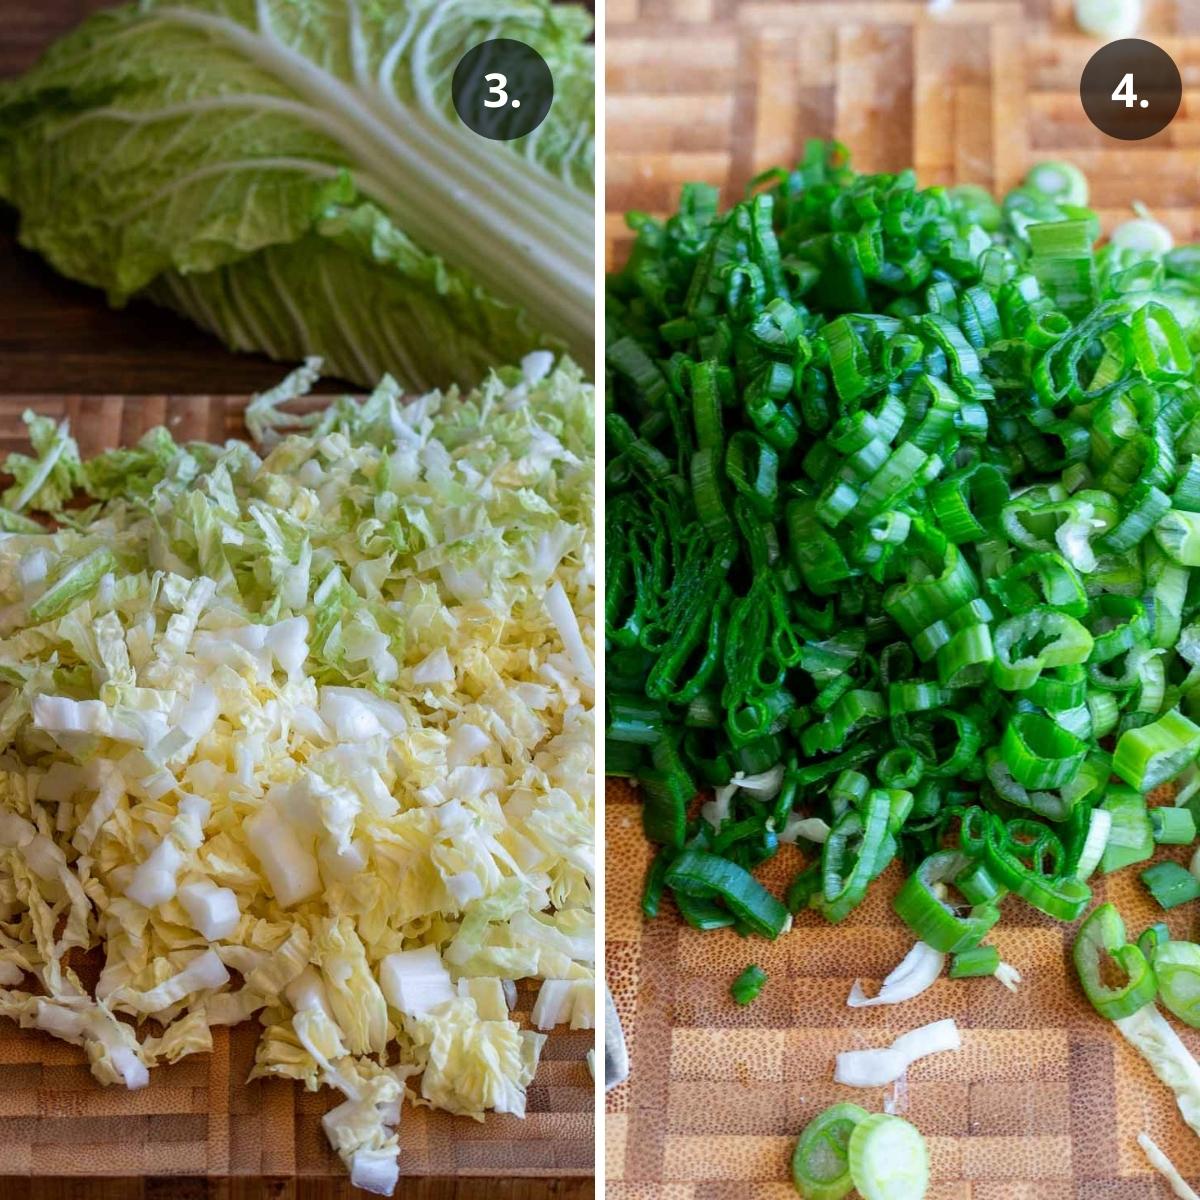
(1074, 0), (1142, 39)
(995, 962), (1023, 992)
(1138, 1131), (1200, 1200)
(1115, 1005), (1200, 1138)
(834, 1018), (962, 1087)
(847, 942), (945, 1008)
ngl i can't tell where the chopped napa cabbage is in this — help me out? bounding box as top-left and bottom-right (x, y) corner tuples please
(379, 946), (456, 1017)
(0, 358), (594, 1193)
(178, 879), (241, 941)
(530, 978), (595, 1030)
(405, 995), (545, 1119)
(457, 977), (511, 1023)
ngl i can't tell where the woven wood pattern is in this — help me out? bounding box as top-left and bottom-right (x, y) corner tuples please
(607, 0), (1200, 1196)
(0, 394), (595, 1181)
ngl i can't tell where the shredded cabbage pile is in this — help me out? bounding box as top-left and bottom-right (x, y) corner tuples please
(0, 352), (595, 1193)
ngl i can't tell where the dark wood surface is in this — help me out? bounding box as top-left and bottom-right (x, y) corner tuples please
(0, 213), (334, 396)
(0, 1179), (593, 1200)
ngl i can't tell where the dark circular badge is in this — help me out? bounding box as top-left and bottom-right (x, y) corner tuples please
(1080, 38), (1181, 140)
(451, 39), (554, 141)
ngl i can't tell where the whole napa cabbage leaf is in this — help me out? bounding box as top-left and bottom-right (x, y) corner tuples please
(0, 0), (594, 391)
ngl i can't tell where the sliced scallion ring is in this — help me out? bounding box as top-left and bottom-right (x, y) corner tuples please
(847, 1113), (930, 1200)
(1110, 216), (1173, 255)
(791, 1103), (869, 1200)
(1025, 161), (1089, 207)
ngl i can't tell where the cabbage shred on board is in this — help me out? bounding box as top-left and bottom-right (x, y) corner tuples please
(0, 354), (595, 1194)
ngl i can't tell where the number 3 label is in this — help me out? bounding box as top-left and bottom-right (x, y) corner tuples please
(483, 72), (508, 108)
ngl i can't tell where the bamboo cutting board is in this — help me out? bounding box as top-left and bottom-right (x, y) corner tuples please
(607, 1), (1200, 1196)
(0, 393), (594, 1181)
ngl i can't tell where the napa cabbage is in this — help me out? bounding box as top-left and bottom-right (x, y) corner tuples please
(0, 354), (595, 1192)
(0, 0), (594, 391)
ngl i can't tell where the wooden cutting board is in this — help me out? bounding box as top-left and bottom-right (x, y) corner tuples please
(607, 779), (1200, 1198)
(606, 1), (1200, 1196)
(0, 393), (595, 1181)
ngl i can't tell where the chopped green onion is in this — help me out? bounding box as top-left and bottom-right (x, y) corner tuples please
(1001, 712), (1086, 789)
(847, 1113), (930, 1200)
(1138, 922), (1171, 959)
(1151, 806), (1197, 845)
(791, 1103), (869, 1200)
(1025, 162), (1089, 208)
(1156, 510), (1200, 566)
(665, 851), (790, 940)
(1110, 217), (1172, 255)
(1073, 903), (1157, 1020)
(608, 142), (1200, 969)
(731, 964), (768, 1006)
(894, 851), (999, 953)
(1152, 941), (1200, 1027)
(949, 945), (1001, 979)
(1113, 710), (1200, 792)
(1071, 806), (1113, 880)
(1100, 790), (1155, 875)
(1074, 0), (1142, 40)
(1141, 861), (1200, 910)
(1029, 218), (1097, 316)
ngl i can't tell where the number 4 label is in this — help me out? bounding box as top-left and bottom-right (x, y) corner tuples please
(1113, 73), (1138, 107)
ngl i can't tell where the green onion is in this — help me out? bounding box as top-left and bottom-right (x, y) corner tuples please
(1001, 712), (1086, 789)
(608, 142), (1200, 966)
(665, 851), (790, 940)
(949, 945), (1001, 979)
(1029, 218), (1097, 317)
(1151, 806), (1197, 845)
(1100, 790), (1155, 875)
(1110, 217), (1172, 255)
(1141, 861), (1200, 910)
(791, 1103), (869, 1200)
(641, 850), (670, 919)
(1155, 510), (1200, 566)
(847, 1113), (930, 1200)
(1025, 161), (1089, 207)
(1073, 903), (1157, 1020)
(730, 964), (768, 1006)
(1113, 710), (1200, 791)
(1138, 921), (1171, 959)
(894, 851), (999, 953)
(1074, 0), (1142, 40)
(1071, 807), (1113, 880)
(1151, 941), (1200, 1027)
